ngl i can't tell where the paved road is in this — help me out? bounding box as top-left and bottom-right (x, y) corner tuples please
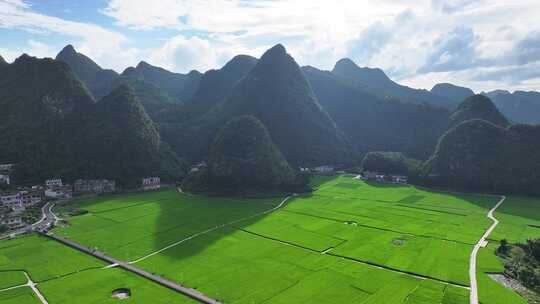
(39, 232), (222, 304)
(24, 272), (49, 304)
(0, 202), (56, 240)
(469, 195), (506, 304)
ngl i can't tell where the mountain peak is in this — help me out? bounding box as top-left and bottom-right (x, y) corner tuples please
(450, 94), (509, 127)
(334, 58), (358, 69)
(136, 60), (152, 69)
(14, 53), (36, 64)
(332, 58), (391, 85)
(59, 44), (77, 56)
(259, 44), (288, 63)
(252, 44), (299, 78)
(431, 83), (474, 105)
(0, 55), (7, 66)
(266, 43), (286, 56)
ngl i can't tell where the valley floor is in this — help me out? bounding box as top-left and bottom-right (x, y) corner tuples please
(0, 175), (537, 303)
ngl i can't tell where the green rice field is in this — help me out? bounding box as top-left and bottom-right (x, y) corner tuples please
(1, 175), (538, 303)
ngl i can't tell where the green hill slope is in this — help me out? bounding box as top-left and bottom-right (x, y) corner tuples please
(0, 54), (95, 182)
(423, 119), (540, 194)
(0, 56), (184, 186)
(77, 85), (185, 187)
(204, 115), (296, 193)
(55, 45), (119, 99)
(450, 94), (510, 128)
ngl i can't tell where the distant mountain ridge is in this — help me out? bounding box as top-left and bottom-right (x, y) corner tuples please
(2, 43), (540, 195)
(332, 58), (455, 109)
(302, 65), (450, 159)
(129, 61), (202, 103)
(431, 83), (474, 105)
(483, 90), (540, 124)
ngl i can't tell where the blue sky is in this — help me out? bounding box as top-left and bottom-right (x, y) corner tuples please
(1, 0), (540, 92)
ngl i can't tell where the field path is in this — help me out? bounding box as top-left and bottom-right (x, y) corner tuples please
(129, 195), (293, 264)
(469, 195), (505, 304)
(24, 272), (49, 304)
(40, 232), (221, 304)
(0, 272), (49, 304)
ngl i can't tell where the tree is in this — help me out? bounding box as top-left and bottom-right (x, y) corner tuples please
(497, 239), (510, 255)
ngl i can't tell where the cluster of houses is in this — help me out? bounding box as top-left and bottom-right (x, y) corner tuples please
(362, 171), (408, 184)
(0, 186), (43, 229)
(0, 165), (163, 231)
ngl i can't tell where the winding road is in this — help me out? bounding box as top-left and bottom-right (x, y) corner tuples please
(469, 195), (506, 304)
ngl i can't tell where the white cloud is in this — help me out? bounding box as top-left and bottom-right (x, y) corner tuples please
(148, 36), (225, 72)
(0, 0), (136, 70)
(2, 0), (540, 91)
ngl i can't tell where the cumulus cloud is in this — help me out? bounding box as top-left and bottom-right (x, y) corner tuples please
(431, 0), (479, 14)
(419, 26), (482, 73)
(148, 36), (229, 72)
(515, 31), (540, 65)
(2, 0), (540, 91)
(346, 9), (414, 65)
(0, 0), (136, 70)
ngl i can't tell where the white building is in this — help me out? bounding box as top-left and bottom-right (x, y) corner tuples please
(20, 190), (42, 206)
(314, 165), (334, 173)
(1, 216), (23, 229)
(45, 179), (63, 188)
(141, 177), (160, 191)
(0, 164), (14, 171)
(189, 162), (207, 173)
(0, 174), (9, 185)
(44, 188), (72, 199)
(391, 175), (408, 184)
(0, 193), (24, 213)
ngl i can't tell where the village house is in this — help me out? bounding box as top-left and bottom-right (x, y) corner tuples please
(0, 193), (24, 213)
(391, 175), (408, 184)
(45, 179), (63, 189)
(74, 179), (116, 194)
(1, 215), (23, 229)
(44, 187), (72, 199)
(0, 164), (14, 172)
(141, 177), (160, 191)
(19, 190), (42, 206)
(313, 165), (334, 173)
(0, 174), (9, 185)
(376, 174), (387, 182)
(190, 162), (207, 173)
